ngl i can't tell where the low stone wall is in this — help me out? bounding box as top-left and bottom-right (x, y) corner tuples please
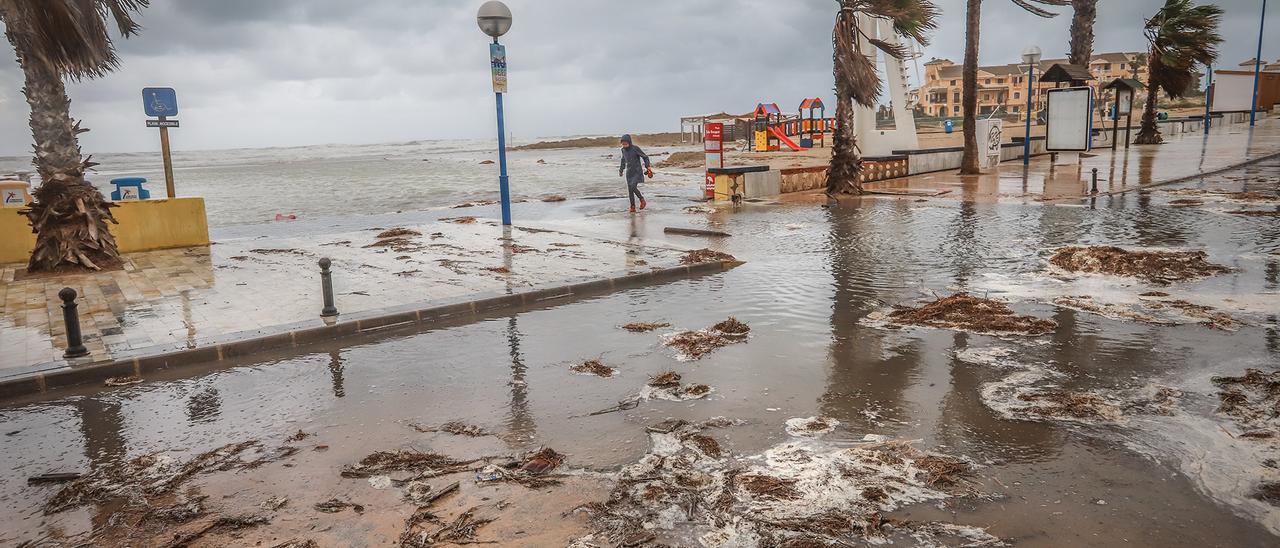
(779, 166), (826, 193)
(0, 197), (210, 264)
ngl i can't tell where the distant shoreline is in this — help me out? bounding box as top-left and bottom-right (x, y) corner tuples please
(513, 132), (688, 151)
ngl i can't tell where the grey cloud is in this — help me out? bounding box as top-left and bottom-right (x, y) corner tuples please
(1, 0), (1275, 156)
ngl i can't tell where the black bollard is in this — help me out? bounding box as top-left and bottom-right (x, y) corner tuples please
(59, 287), (89, 358)
(1090, 168), (1099, 194)
(319, 258), (339, 317)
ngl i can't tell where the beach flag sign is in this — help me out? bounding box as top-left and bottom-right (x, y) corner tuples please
(704, 122), (724, 199)
(490, 43), (508, 93)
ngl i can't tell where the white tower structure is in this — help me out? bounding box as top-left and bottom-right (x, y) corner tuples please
(854, 15), (920, 156)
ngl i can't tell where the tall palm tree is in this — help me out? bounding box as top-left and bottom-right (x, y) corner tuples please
(1133, 0), (1222, 144)
(959, 0), (1067, 175)
(827, 0), (940, 196)
(0, 0), (147, 272)
(1068, 0), (1098, 66)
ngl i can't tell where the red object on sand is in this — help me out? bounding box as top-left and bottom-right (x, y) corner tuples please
(274, 213), (297, 221)
(645, 167), (654, 179)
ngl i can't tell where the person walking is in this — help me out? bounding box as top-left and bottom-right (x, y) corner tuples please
(618, 134), (651, 213)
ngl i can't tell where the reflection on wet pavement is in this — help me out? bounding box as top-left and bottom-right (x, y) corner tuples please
(1, 158), (1278, 546)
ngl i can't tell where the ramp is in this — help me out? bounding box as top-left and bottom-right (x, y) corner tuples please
(768, 126), (807, 151)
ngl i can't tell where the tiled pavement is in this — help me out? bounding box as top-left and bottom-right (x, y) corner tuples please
(0, 219), (690, 375)
(860, 118), (1280, 202)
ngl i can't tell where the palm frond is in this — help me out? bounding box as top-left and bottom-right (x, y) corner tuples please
(0, 0), (148, 80)
(833, 6), (881, 108)
(1143, 0), (1223, 99)
(858, 0), (941, 46)
(1010, 0), (1067, 18)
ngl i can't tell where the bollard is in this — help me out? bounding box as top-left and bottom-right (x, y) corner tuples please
(319, 258), (339, 317)
(59, 288), (89, 358)
(1090, 168), (1099, 194)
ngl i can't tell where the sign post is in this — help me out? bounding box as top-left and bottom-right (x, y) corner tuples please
(703, 122), (724, 200)
(142, 87), (178, 198)
(491, 41), (512, 226)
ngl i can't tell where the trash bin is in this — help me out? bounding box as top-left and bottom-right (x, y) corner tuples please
(1157, 111), (1169, 121)
(1, 180), (31, 208)
(110, 177), (151, 201)
(944, 119), (954, 134)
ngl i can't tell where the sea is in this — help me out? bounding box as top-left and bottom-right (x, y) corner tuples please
(0, 138), (699, 228)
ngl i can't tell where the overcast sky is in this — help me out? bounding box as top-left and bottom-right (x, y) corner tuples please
(0, 0), (1274, 155)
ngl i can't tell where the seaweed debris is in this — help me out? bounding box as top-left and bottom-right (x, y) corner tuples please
(680, 248), (737, 265)
(1048, 246), (1229, 284)
(571, 359), (616, 378)
(621, 322), (670, 332)
(887, 293), (1057, 336)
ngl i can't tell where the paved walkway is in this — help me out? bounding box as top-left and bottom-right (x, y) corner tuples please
(0, 217), (690, 375)
(859, 118), (1280, 202)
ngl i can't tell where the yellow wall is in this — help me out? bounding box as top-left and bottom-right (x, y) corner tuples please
(0, 197), (209, 265)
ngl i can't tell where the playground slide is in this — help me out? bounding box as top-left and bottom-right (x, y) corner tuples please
(768, 126), (807, 151)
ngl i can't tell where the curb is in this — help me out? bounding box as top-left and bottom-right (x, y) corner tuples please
(0, 260), (739, 402)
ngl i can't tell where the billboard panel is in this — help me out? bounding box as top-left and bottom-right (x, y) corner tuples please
(1046, 87), (1093, 152)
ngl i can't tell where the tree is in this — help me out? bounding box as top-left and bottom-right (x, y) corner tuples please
(959, 0), (1066, 175)
(827, 0), (940, 196)
(1132, 0), (1222, 144)
(0, 0), (148, 272)
(1068, 0), (1098, 66)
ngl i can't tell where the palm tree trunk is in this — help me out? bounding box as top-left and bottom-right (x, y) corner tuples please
(1068, 0), (1097, 67)
(826, 8), (862, 196)
(3, 13), (120, 272)
(1133, 52), (1164, 145)
(960, 0), (982, 174)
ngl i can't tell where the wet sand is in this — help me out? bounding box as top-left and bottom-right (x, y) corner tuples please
(2, 158), (1278, 546)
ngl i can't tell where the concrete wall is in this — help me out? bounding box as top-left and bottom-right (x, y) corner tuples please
(1, 197), (210, 265)
(779, 167), (826, 193)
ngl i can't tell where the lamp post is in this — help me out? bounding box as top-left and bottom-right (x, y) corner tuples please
(1022, 45), (1042, 166)
(478, 1), (513, 226)
(1251, 0), (1267, 126)
(1204, 64), (1213, 135)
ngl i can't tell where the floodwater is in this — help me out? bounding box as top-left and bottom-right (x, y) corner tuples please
(1, 159), (1278, 546)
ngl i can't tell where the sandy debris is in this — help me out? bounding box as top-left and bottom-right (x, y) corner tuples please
(104, 375), (143, 387)
(1048, 246), (1230, 284)
(569, 420), (996, 547)
(887, 293), (1057, 336)
(1052, 296), (1159, 323)
(452, 200), (498, 208)
(542, 195), (567, 202)
(620, 321), (670, 332)
(680, 248), (738, 265)
(411, 421), (493, 437)
(784, 417), (841, 438)
(340, 450), (475, 479)
(1168, 198), (1204, 207)
(571, 359), (616, 378)
(638, 371), (714, 402)
(441, 216), (477, 224)
(1226, 209), (1280, 217)
(313, 498), (364, 514)
(663, 317), (752, 360)
(376, 227), (421, 239)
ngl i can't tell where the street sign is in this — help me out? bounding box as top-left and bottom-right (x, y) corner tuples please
(145, 119), (180, 128)
(142, 87), (178, 117)
(490, 43), (507, 93)
(703, 122), (724, 199)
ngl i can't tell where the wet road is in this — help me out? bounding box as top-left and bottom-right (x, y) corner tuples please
(2, 159), (1278, 546)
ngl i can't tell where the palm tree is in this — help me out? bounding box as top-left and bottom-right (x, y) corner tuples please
(959, 0), (1067, 175)
(1068, 0), (1098, 67)
(1133, 0), (1222, 144)
(827, 0), (940, 196)
(0, 0), (148, 272)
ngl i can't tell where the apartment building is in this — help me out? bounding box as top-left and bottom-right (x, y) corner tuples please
(915, 52), (1148, 118)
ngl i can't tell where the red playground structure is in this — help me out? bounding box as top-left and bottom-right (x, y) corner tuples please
(751, 99), (833, 152)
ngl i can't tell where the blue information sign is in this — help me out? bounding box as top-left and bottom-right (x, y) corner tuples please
(142, 87), (178, 117)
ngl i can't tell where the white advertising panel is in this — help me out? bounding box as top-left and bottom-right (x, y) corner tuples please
(975, 118), (1003, 171)
(1046, 87), (1093, 152)
(1210, 72), (1256, 113)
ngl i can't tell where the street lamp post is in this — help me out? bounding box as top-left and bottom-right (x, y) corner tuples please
(1251, 0), (1267, 126)
(478, 1), (514, 226)
(1204, 64), (1213, 135)
(1022, 45), (1042, 166)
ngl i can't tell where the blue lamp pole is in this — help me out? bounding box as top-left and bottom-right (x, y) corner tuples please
(478, 1), (514, 225)
(1251, 0), (1267, 126)
(1022, 46), (1042, 166)
(1204, 64), (1213, 135)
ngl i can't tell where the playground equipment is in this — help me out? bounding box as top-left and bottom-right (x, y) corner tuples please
(753, 103), (783, 152)
(798, 98), (826, 148)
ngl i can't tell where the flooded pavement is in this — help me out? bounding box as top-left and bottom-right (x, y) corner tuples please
(2, 158), (1279, 547)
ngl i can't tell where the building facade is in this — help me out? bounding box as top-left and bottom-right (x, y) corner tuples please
(915, 52), (1148, 118)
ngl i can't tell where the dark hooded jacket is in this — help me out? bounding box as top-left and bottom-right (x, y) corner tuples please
(618, 134), (650, 184)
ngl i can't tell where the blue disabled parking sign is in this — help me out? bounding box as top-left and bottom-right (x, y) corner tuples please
(142, 87), (178, 117)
